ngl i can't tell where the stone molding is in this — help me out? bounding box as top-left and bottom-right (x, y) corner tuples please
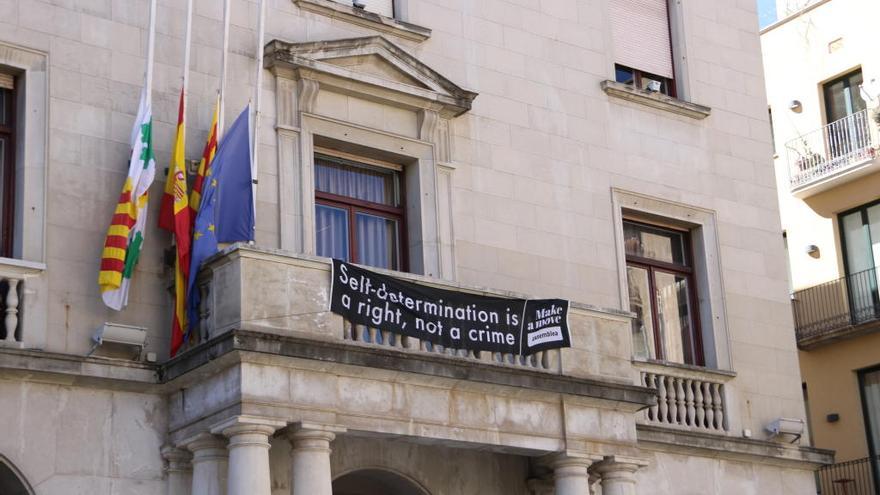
(211, 415), (287, 441)
(293, 0), (431, 42)
(160, 445), (193, 472)
(636, 424), (834, 469)
(600, 80), (711, 120)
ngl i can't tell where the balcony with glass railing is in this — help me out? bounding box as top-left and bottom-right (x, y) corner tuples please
(787, 110), (878, 198)
(791, 266), (880, 348)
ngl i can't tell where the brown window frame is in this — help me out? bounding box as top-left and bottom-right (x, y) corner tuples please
(624, 219), (704, 366)
(314, 155), (408, 272)
(0, 83), (16, 258)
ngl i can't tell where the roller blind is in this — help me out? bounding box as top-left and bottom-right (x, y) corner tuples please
(0, 73), (12, 91)
(333, 0), (394, 18)
(609, 0), (674, 79)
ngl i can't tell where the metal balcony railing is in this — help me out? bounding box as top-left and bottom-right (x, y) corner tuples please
(816, 455), (879, 495)
(787, 110), (876, 189)
(792, 267), (880, 345)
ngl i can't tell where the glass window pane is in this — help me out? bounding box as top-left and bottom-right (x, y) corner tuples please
(315, 204), (349, 261)
(624, 221), (687, 265)
(356, 212), (399, 270)
(0, 89), (7, 126)
(655, 271), (697, 365)
(315, 156), (398, 206)
(627, 265), (656, 360)
(842, 210), (873, 274)
(861, 369), (880, 480)
(615, 65), (634, 85)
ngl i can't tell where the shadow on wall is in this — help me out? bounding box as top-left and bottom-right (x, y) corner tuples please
(333, 468), (431, 495)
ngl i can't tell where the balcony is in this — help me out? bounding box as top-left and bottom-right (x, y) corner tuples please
(791, 267), (880, 348)
(786, 110), (878, 198)
(816, 455), (879, 495)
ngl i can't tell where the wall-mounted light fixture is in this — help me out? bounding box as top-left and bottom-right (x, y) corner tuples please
(805, 244), (820, 258)
(789, 100), (803, 113)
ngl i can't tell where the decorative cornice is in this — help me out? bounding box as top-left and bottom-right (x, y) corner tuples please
(601, 80), (711, 120)
(293, 0), (431, 43)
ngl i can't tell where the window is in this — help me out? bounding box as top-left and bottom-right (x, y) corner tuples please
(859, 366), (880, 486)
(314, 154), (405, 271)
(824, 68), (866, 125)
(624, 220), (703, 366)
(332, 0), (394, 18)
(0, 73), (15, 258)
(838, 201), (880, 324)
(609, 0), (677, 97)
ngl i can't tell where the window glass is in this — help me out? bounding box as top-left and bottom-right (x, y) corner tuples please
(654, 271), (696, 365)
(0, 88), (7, 126)
(315, 156), (398, 206)
(615, 65), (635, 85)
(824, 69), (866, 123)
(624, 221), (687, 265)
(842, 209), (875, 274)
(627, 265), (656, 360)
(315, 204), (349, 261)
(356, 213), (399, 270)
(860, 368), (880, 478)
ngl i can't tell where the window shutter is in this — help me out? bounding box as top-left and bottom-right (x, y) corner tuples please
(0, 73), (13, 91)
(332, 0), (394, 17)
(609, 0), (674, 79)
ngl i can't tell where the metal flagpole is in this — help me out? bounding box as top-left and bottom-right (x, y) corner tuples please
(218, 0), (232, 138)
(182, 0), (193, 114)
(251, 0), (267, 235)
(144, 0), (158, 108)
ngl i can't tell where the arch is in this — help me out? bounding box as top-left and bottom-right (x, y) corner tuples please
(0, 455), (35, 495)
(333, 467), (431, 495)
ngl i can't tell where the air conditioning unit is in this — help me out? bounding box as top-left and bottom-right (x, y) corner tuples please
(88, 323), (147, 360)
(766, 417), (805, 443)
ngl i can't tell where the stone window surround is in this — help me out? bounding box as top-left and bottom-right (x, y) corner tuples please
(293, 0), (431, 43)
(611, 188), (732, 371)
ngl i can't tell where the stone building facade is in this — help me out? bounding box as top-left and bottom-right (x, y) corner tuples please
(0, 0), (831, 494)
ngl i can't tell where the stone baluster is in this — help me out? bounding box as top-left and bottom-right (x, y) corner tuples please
(342, 319), (353, 340)
(288, 423), (346, 495)
(685, 379), (695, 426)
(161, 445), (192, 495)
(645, 374), (658, 421)
(712, 383), (725, 430)
(675, 377), (686, 425)
(353, 324), (365, 342)
(657, 375), (668, 423)
(381, 329), (393, 347)
(666, 377), (677, 423)
(694, 379), (705, 428)
(213, 416), (285, 495)
(703, 382), (715, 430)
(4, 278), (20, 343)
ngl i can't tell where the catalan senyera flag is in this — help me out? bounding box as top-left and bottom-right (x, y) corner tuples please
(99, 91), (156, 311)
(159, 90), (192, 357)
(190, 96), (219, 216)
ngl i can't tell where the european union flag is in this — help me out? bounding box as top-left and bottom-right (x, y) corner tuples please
(186, 106), (253, 335)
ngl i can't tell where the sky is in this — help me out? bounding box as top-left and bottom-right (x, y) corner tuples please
(758, 0), (778, 28)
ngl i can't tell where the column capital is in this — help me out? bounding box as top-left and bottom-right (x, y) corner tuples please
(210, 415), (287, 438)
(541, 452), (602, 471)
(161, 444), (192, 472)
(592, 455), (648, 476)
(183, 432), (228, 460)
(287, 422), (346, 452)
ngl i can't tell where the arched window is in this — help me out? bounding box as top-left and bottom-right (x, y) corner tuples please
(0, 455), (34, 495)
(333, 468), (430, 495)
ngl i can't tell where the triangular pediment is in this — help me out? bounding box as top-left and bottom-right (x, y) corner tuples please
(265, 36), (477, 117)
(323, 54), (429, 89)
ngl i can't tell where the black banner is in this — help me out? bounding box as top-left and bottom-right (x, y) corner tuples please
(329, 260), (571, 355)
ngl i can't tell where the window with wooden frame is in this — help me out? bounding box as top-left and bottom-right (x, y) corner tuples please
(0, 72), (16, 258)
(314, 153), (406, 271)
(609, 0), (677, 97)
(624, 220), (703, 366)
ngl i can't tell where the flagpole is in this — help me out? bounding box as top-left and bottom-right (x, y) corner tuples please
(251, 0), (267, 235)
(218, 0), (232, 138)
(182, 0), (193, 113)
(144, 0), (158, 108)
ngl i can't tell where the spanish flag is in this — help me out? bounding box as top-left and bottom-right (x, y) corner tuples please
(190, 96), (219, 216)
(99, 90), (155, 311)
(158, 89), (191, 357)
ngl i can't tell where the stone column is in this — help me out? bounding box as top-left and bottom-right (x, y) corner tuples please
(551, 455), (596, 495)
(594, 456), (645, 495)
(213, 416), (285, 495)
(186, 433), (229, 495)
(161, 445), (192, 495)
(287, 423), (347, 495)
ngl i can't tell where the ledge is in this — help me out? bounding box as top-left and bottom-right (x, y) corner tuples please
(293, 0), (431, 42)
(637, 424), (834, 469)
(0, 257), (46, 277)
(601, 80), (711, 120)
(0, 347), (160, 391)
(161, 330), (658, 412)
(632, 359), (737, 382)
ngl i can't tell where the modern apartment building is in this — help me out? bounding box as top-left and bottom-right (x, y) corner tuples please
(0, 0), (830, 494)
(762, 0), (880, 492)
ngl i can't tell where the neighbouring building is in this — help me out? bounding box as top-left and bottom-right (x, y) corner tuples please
(762, 0), (880, 492)
(0, 0), (830, 494)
